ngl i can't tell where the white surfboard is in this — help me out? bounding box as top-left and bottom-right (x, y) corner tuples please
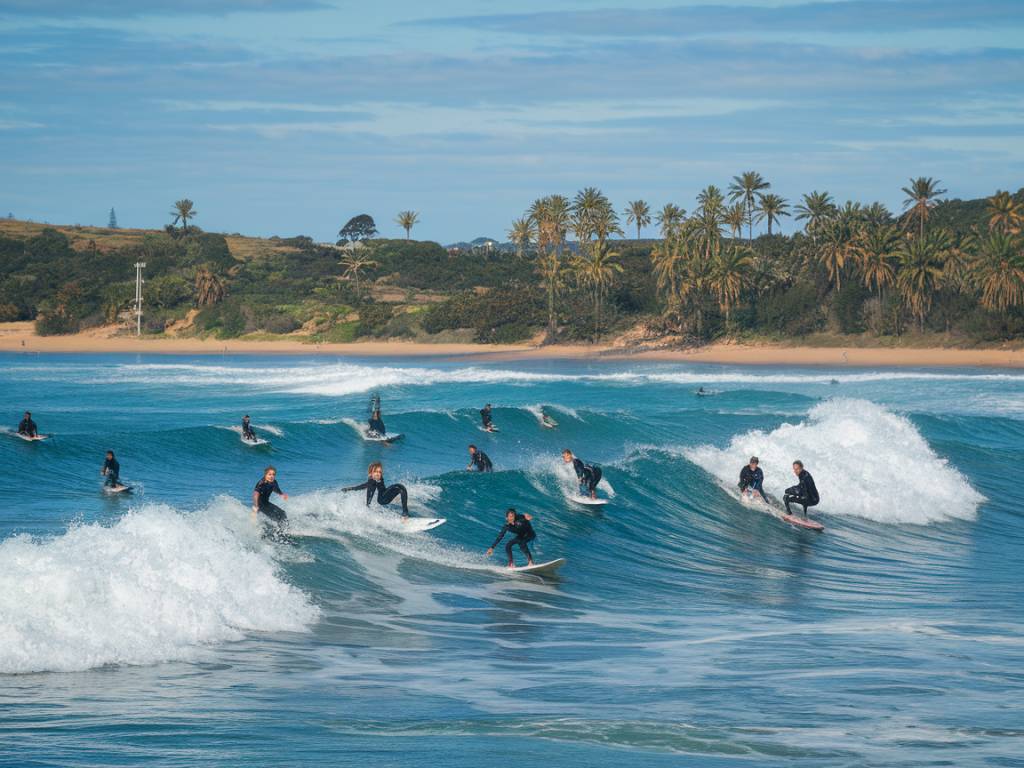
(14, 432), (48, 442)
(241, 435), (270, 447)
(399, 517), (446, 532)
(365, 432), (404, 443)
(541, 417), (558, 429)
(509, 558), (566, 576)
(103, 484), (133, 494)
(478, 425), (499, 433)
(570, 495), (608, 506)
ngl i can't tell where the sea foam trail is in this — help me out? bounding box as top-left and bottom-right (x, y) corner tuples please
(685, 399), (984, 524)
(0, 502), (318, 674)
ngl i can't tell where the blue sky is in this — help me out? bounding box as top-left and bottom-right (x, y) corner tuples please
(1, 0), (1022, 242)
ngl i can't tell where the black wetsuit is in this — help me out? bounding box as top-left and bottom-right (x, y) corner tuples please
(491, 513), (536, 566)
(571, 457), (602, 494)
(17, 417), (37, 437)
(255, 478), (287, 524)
(783, 469), (820, 516)
(344, 477), (409, 516)
(242, 418), (256, 441)
(480, 407), (493, 430)
(469, 450), (493, 472)
(103, 456), (120, 487)
(367, 417), (386, 436)
(739, 465), (768, 502)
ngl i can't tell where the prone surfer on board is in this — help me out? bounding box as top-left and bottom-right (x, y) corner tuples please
(17, 411), (38, 437)
(343, 461), (410, 517)
(467, 444), (493, 472)
(241, 414), (257, 442)
(487, 508), (535, 568)
(563, 448), (602, 499)
(101, 450), (121, 488)
(253, 465), (289, 527)
(783, 460), (819, 518)
(739, 456), (769, 502)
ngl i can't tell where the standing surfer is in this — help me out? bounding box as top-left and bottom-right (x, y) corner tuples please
(467, 444), (493, 472)
(17, 411), (38, 437)
(252, 465), (289, 527)
(739, 456), (769, 502)
(783, 460), (820, 517)
(562, 448), (602, 499)
(343, 461), (410, 517)
(487, 508), (535, 568)
(480, 403), (496, 432)
(241, 414), (257, 442)
(101, 450), (121, 489)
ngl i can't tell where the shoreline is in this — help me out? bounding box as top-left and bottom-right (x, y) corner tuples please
(1, 323), (1023, 368)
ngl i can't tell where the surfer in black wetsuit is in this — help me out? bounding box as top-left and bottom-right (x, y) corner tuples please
(480, 403), (495, 431)
(467, 444), (493, 472)
(367, 409), (386, 437)
(343, 461), (409, 517)
(562, 448), (602, 499)
(739, 456), (768, 502)
(241, 415), (257, 442)
(252, 465), (289, 526)
(783, 460), (819, 517)
(101, 450), (121, 488)
(17, 411), (37, 437)
(487, 508), (535, 568)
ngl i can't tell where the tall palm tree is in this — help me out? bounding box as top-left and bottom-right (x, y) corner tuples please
(572, 187), (619, 250)
(395, 210), (419, 240)
(572, 241), (622, 340)
(695, 185), (726, 261)
(507, 217), (535, 259)
(711, 244), (753, 325)
(171, 199), (197, 234)
(863, 202), (893, 228)
(854, 224), (900, 300)
(624, 200), (651, 239)
(901, 177), (947, 238)
(528, 195), (572, 337)
(728, 171), (770, 242)
(987, 190), (1022, 234)
(655, 203), (686, 239)
(754, 193), (790, 236)
(194, 267), (225, 307)
(724, 202), (746, 239)
(536, 250), (566, 339)
(817, 208), (862, 293)
(970, 230), (1024, 311)
(340, 253), (378, 298)
(897, 229), (951, 332)
(794, 191), (835, 241)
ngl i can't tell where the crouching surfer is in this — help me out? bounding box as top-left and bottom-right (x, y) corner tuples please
(17, 411), (38, 437)
(253, 465), (289, 528)
(487, 508), (535, 568)
(241, 414), (257, 442)
(739, 456), (769, 502)
(562, 448), (602, 499)
(343, 461), (410, 517)
(783, 460), (819, 517)
(467, 444), (493, 472)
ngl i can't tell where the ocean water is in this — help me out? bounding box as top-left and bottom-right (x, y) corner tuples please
(1, 352), (1021, 767)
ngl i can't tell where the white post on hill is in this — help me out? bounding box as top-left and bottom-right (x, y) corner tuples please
(134, 261), (146, 336)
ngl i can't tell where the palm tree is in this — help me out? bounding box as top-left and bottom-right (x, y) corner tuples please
(536, 250), (566, 340)
(194, 267), (225, 307)
(655, 203), (686, 239)
(794, 191), (835, 241)
(572, 187), (619, 249)
(970, 230), (1024, 311)
(987, 190), (1022, 234)
(695, 185), (726, 261)
(863, 202), (893, 228)
(711, 244), (753, 325)
(395, 210), (419, 240)
(528, 195), (572, 338)
(901, 177), (947, 238)
(754, 193), (790, 236)
(340, 253), (378, 298)
(572, 241), (622, 340)
(171, 199), (197, 234)
(818, 208), (862, 293)
(897, 229), (951, 332)
(728, 171), (770, 241)
(724, 202), (746, 239)
(507, 217), (535, 258)
(854, 224), (900, 300)
(624, 200), (651, 239)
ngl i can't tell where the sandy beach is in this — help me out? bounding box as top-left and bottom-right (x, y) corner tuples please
(2, 321), (1022, 367)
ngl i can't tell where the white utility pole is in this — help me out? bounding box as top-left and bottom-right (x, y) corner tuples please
(134, 261), (146, 336)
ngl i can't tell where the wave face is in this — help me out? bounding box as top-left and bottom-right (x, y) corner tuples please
(1, 353), (1022, 767)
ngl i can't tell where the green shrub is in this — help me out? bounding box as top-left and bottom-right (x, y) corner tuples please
(356, 302), (395, 337)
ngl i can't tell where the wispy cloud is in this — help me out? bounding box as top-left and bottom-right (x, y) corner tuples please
(0, 0), (327, 18)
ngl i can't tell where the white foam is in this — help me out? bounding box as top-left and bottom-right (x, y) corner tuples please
(0, 501), (318, 674)
(685, 399), (985, 524)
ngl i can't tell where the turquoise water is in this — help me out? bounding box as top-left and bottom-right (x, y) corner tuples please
(1, 353), (1021, 767)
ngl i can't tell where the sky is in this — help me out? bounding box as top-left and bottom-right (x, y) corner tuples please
(1, 0), (1022, 243)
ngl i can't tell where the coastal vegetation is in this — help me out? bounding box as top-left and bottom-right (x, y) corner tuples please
(1, 182), (1022, 347)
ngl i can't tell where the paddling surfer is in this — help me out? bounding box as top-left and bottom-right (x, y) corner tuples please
(783, 460), (820, 517)
(487, 508), (535, 568)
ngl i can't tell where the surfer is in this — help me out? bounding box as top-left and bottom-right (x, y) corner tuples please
(252, 465), (289, 527)
(562, 448), (602, 499)
(480, 403), (495, 432)
(17, 411), (37, 437)
(100, 450), (121, 488)
(367, 409), (386, 438)
(697, 387), (706, 396)
(241, 414), (257, 442)
(467, 444), (493, 472)
(783, 460), (820, 517)
(343, 461), (409, 517)
(739, 456), (769, 502)
(487, 508), (535, 568)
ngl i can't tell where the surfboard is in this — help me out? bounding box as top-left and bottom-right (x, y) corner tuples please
(14, 432), (48, 442)
(365, 432), (404, 443)
(241, 435), (270, 447)
(103, 484), (133, 494)
(479, 426), (499, 433)
(570, 495), (608, 506)
(781, 513), (824, 531)
(400, 517), (446, 532)
(541, 417), (558, 429)
(510, 558), (566, 576)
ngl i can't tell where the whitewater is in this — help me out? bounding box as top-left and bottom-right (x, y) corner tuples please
(1, 352), (1021, 768)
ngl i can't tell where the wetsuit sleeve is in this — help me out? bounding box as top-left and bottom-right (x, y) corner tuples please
(572, 458), (585, 479)
(803, 473), (819, 504)
(739, 467), (750, 488)
(490, 524), (510, 549)
(343, 481), (371, 492)
(272, 480), (283, 496)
